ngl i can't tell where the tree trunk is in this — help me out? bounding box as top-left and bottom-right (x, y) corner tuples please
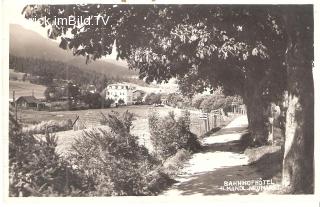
(243, 89), (269, 146)
(282, 6), (314, 194)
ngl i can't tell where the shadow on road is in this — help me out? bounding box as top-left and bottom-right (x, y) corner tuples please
(212, 126), (248, 136)
(168, 149), (281, 196)
(202, 131), (251, 153)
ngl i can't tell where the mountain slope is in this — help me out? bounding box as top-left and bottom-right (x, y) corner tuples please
(9, 24), (137, 77)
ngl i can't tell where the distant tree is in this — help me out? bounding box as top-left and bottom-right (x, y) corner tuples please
(144, 93), (161, 105)
(133, 92), (144, 104)
(166, 93), (184, 107)
(82, 92), (103, 109)
(65, 82), (81, 100)
(104, 98), (114, 108)
(96, 75), (110, 92)
(44, 86), (60, 101)
(201, 95), (234, 113)
(191, 96), (206, 109)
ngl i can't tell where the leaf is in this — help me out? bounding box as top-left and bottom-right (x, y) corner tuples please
(59, 37), (68, 50)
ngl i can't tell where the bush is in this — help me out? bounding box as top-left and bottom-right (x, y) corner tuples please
(161, 149), (191, 177)
(104, 98), (114, 108)
(191, 95), (206, 109)
(166, 93), (191, 108)
(9, 114), (85, 196)
(69, 111), (161, 196)
(47, 101), (70, 111)
(22, 119), (73, 134)
(148, 111), (201, 160)
(199, 95), (237, 113)
(9, 109), (177, 196)
(81, 92), (103, 109)
(144, 93), (161, 105)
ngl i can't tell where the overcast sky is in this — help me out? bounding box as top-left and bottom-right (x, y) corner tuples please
(7, 2), (127, 66)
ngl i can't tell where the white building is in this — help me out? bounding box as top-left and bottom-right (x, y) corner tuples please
(105, 83), (135, 105)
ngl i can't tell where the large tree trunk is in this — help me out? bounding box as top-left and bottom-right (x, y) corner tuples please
(282, 6), (314, 193)
(243, 88), (269, 146)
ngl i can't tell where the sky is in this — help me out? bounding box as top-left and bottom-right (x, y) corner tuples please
(5, 2), (179, 86)
(7, 2), (125, 65)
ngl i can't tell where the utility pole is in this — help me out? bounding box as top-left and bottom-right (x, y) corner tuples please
(13, 91), (17, 121)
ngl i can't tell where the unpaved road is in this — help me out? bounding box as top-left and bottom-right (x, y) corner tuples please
(161, 116), (280, 196)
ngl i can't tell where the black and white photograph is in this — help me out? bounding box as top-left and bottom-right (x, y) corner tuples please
(1, 0), (317, 201)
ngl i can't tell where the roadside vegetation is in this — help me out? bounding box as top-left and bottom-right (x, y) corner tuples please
(10, 107), (203, 196)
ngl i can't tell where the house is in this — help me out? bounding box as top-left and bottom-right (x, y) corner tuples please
(16, 96), (45, 110)
(160, 93), (168, 105)
(105, 83), (136, 105)
(132, 90), (146, 104)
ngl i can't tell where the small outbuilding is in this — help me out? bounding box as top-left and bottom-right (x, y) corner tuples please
(16, 96), (45, 110)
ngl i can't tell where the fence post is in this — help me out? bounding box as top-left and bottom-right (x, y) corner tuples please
(204, 119), (208, 132)
(214, 114), (217, 128)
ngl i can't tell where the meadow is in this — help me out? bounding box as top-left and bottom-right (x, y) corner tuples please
(9, 80), (46, 99)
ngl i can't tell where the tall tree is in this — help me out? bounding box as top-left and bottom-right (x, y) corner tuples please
(23, 4), (314, 193)
(23, 4), (286, 145)
(280, 6), (314, 193)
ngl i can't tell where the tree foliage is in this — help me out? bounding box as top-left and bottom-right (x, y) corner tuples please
(23, 5), (285, 95)
(81, 92), (103, 109)
(23, 4), (288, 145)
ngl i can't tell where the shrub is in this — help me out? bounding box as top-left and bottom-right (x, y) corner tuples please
(199, 95), (236, 113)
(144, 93), (161, 105)
(22, 119), (73, 134)
(161, 149), (191, 177)
(191, 95), (206, 109)
(70, 111), (161, 196)
(118, 98), (125, 105)
(166, 93), (191, 108)
(10, 109), (176, 196)
(148, 111), (201, 160)
(9, 114), (85, 196)
(104, 98), (114, 108)
(47, 101), (70, 111)
(82, 92), (103, 109)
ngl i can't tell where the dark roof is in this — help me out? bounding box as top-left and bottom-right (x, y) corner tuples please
(16, 96), (41, 104)
(133, 89), (145, 93)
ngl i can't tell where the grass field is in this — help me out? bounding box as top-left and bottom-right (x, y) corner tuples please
(18, 105), (159, 124)
(9, 80), (46, 99)
(20, 105), (235, 155)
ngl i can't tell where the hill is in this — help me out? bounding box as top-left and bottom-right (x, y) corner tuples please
(9, 24), (137, 78)
(9, 80), (46, 100)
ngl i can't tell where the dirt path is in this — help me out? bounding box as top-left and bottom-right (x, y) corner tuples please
(161, 116), (279, 196)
